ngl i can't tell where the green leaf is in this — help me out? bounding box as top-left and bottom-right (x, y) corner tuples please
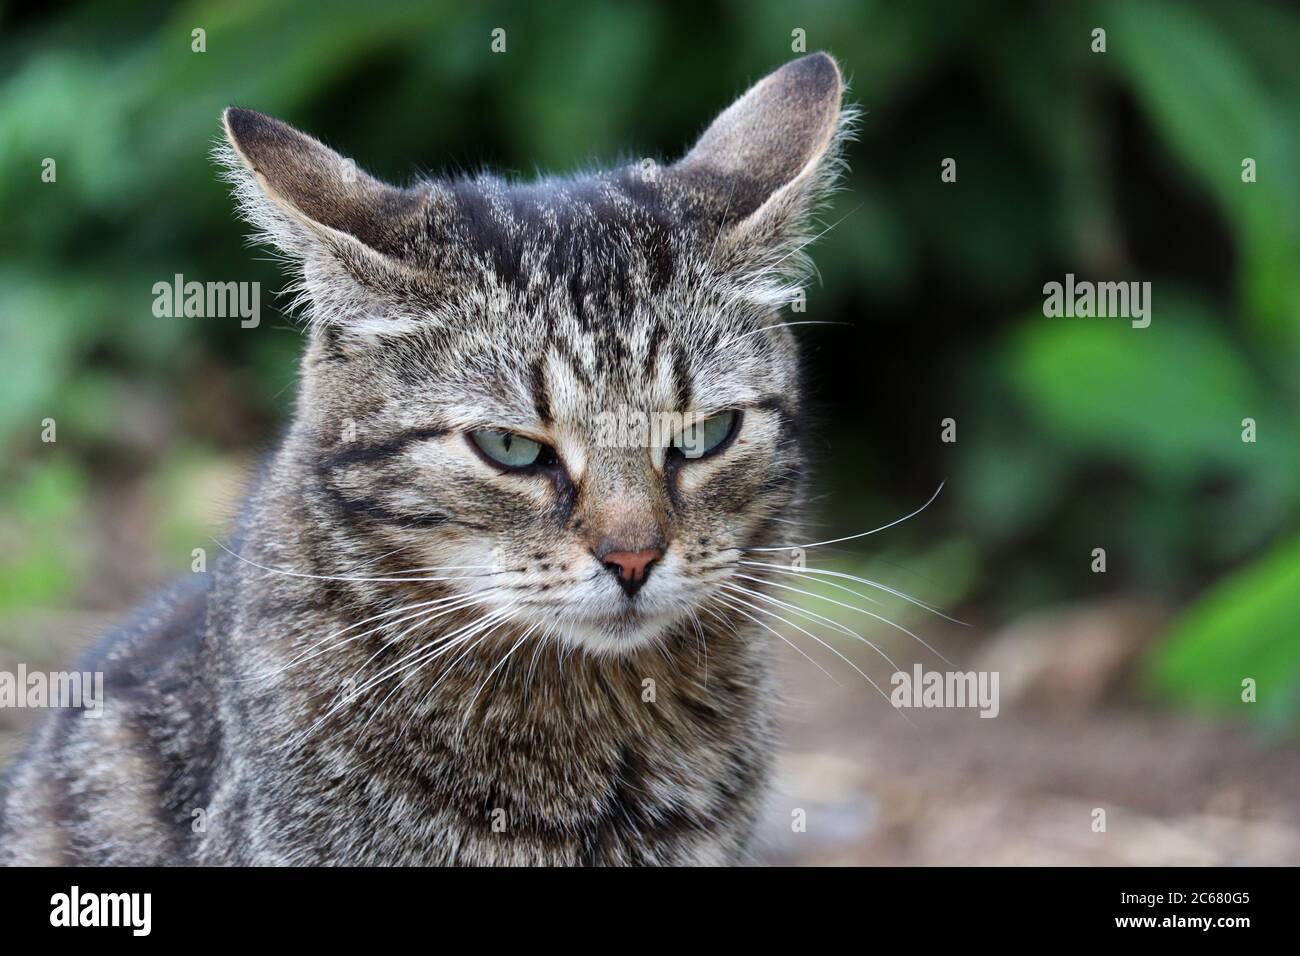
(1104, 0), (1300, 340)
(1007, 295), (1287, 481)
(1150, 533), (1300, 723)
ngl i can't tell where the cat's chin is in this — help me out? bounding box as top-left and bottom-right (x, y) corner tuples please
(552, 608), (679, 657)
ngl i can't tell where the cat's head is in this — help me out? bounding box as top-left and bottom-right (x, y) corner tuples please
(219, 53), (849, 656)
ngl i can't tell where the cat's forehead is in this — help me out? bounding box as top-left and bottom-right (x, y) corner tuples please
(429, 169), (713, 295)
(408, 172), (784, 413)
(425, 276), (784, 434)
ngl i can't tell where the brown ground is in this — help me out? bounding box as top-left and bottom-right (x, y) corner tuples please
(761, 603), (1300, 865)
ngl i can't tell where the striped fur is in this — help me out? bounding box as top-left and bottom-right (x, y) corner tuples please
(1, 53), (849, 865)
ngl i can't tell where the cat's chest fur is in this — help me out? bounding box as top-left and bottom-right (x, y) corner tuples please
(204, 593), (774, 865)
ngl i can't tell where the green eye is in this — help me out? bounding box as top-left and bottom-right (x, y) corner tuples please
(672, 410), (739, 460)
(470, 430), (544, 469)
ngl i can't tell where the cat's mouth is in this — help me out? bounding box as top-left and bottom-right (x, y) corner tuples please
(494, 558), (692, 653)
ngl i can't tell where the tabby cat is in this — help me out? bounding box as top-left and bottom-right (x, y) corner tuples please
(0, 52), (848, 865)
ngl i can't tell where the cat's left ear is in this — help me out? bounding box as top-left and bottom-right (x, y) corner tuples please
(671, 52), (850, 270)
(220, 107), (423, 256)
(218, 107), (434, 342)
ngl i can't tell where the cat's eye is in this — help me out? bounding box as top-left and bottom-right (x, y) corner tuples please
(671, 410), (740, 461)
(469, 429), (549, 470)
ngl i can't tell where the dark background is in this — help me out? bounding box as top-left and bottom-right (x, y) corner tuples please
(1, 0), (1298, 863)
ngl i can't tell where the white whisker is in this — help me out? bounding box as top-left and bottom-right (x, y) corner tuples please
(338, 592), (494, 691)
(732, 320), (850, 341)
(742, 560), (968, 626)
(687, 607), (709, 686)
(213, 538), (498, 584)
(346, 607), (517, 741)
(458, 622), (538, 732)
(365, 608), (519, 742)
(734, 572), (953, 666)
(710, 595), (839, 686)
(720, 582), (901, 673)
(285, 603), (500, 748)
(717, 590), (906, 721)
(234, 594), (468, 684)
(717, 590), (909, 717)
(747, 481), (945, 552)
(393, 610), (523, 738)
(348, 603), (504, 702)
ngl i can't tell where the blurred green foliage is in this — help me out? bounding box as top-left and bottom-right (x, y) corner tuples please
(1153, 533), (1300, 727)
(0, 1), (1296, 720)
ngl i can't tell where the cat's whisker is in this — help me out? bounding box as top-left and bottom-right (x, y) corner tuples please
(732, 320), (850, 341)
(697, 602), (733, 634)
(742, 566), (882, 608)
(715, 591), (907, 721)
(746, 481), (945, 552)
(742, 560), (968, 626)
(457, 622), (539, 732)
(413, 608), (522, 712)
(710, 593), (842, 688)
(288, 601), (502, 748)
(559, 626), (577, 673)
(687, 607), (709, 686)
(341, 597), (502, 700)
(734, 572), (954, 667)
(720, 581), (901, 674)
(213, 539), (499, 584)
(391, 609), (524, 739)
(531, 620), (570, 700)
(294, 607), (509, 749)
(522, 627), (552, 704)
(336, 593), (498, 697)
(368, 608), (522, 743)
(234, 593), (469, 684)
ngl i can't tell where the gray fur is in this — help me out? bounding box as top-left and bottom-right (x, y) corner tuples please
(1, 53), (848, 865)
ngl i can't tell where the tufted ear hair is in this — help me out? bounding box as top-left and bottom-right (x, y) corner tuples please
(671, 52), (851, 281)
(216, 107), (435, 342)
(220, 107), (428, 257)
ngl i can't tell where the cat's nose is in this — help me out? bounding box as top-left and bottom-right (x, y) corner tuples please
(598, 548), (663, 598)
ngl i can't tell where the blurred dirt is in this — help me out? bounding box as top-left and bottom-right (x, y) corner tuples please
(761, 602), (1300, 865)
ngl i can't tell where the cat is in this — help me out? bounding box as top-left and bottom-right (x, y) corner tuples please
(0, 52), (849, 865)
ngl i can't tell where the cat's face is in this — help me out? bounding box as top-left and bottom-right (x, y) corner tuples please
(300, 196), (805, 654)
(222, 53), (846, 655)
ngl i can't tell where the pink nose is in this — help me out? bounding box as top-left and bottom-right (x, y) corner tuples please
(602, 549), (662, 583)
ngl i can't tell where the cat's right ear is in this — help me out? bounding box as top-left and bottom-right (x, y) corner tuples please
(217, 108), (430, 342)
(671, 53), (851, 281)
